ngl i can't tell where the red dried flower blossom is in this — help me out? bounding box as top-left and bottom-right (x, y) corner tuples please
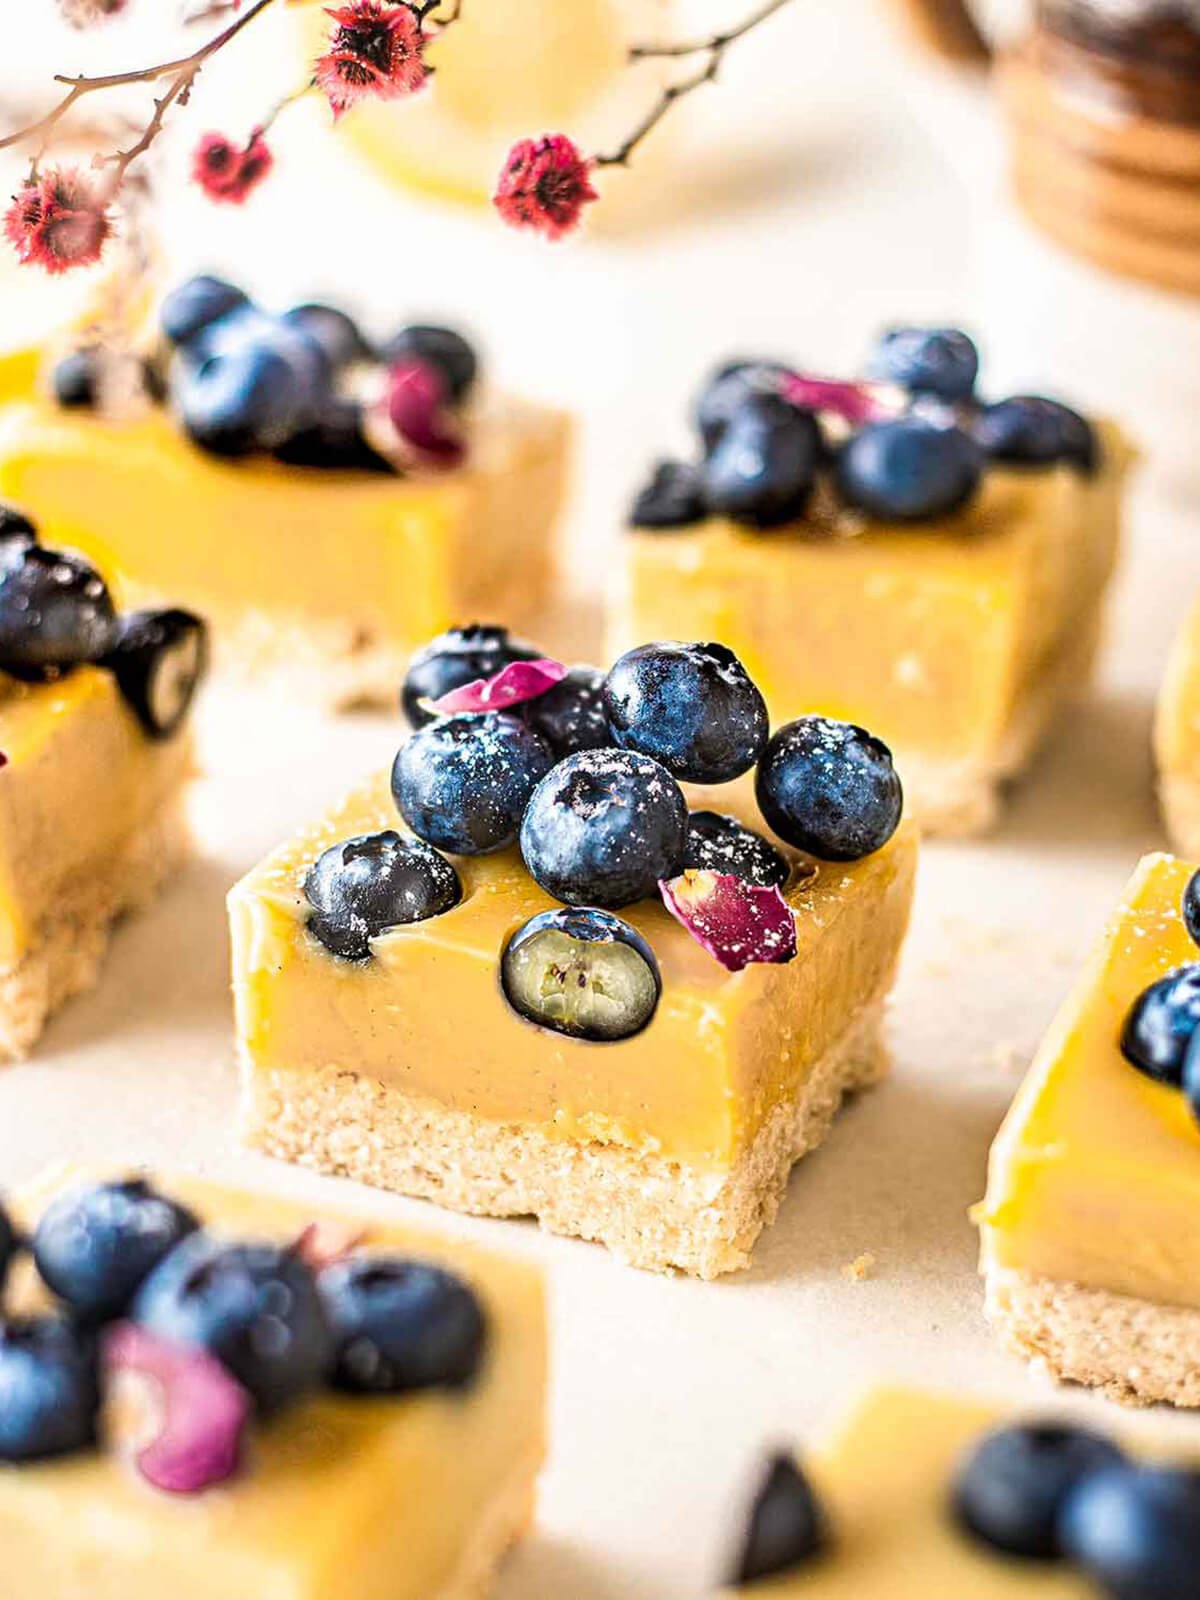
(313, 1), (428, 120)
(3, 167), (112, 276)
(493, 135), (598, 241)
(191, 131), (274, 206)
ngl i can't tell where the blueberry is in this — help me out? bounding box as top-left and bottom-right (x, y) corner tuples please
(702, 392), (822, 528)
(730, 1453), (828, 1585)
(273, 400), (394, 473)
(865, 326), (979, 400)
(402, 625), (541, 730)
(0, 504), (36, 551)
(1121, 964), (1200, 1085)
(836, 418), (982, 520)
(178, 345), (304, 457)
(522, 665), (610, 757)
(160, 275), (249, 348)
(0, 543), (118, 680)
(132, 1234), (333, 1413)
(501, 906), (661, 1041)
(605, 642), (768, 784)
(0, 1201), (19, 1293)
(102, 608), (208, 739)
(953, 1421), (1127, 1560)
(304, 830), (462, 960)
(392, 713), (553, 856)
(1061, 1463), (1200, 1600)
(694, 359), (793, 453)
(683, 810), (790, 889)
(32, 1178), (200, 1323)
(629, 460), (706, 529)
(756, 716), (903, 862)
(519, 748), (688, 908)
(320, 1256), (486, 1394)
(974, 395), (1098, 474)
(52, 347), (102, 409)
(0, 1317), (99, 1461)
(281, 302), (373, 368)
(1185, 870), (1200, 947)
(1184, 1029), (1200, 1128)
(379, 325), (477, 404)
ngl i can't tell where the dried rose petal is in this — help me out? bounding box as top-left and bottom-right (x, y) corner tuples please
(103, 1322), (251, 1495)
(291, 1220), (367, 1271)
(430, 657), (568, 717)
(781, 373), (897, 427)
(659, 869), (797, 973)
(384, 358), (465, 468)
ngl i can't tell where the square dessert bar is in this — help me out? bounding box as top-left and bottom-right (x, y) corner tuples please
(0, 668), (193, 1058)
(1155, 593), (1200, 856)
(2, 1169), (545, 1600)
(615, 338), (1131, 836)
(718, 1386), (1198, 1597)
(977, 853), (1200, 1406)
(231, 772), (917, 1279)
(0, 505), (206, 1060)
(0, 296), (571, 710)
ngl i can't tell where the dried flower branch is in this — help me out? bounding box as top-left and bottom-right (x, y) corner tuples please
(494, 0), (796, 239)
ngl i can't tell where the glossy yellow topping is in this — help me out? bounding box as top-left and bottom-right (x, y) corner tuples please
(614, 431), (1127, 769)
(5, 1168), (546, 1600)
(229, 773), (917, 1170)
(722, 1387), (1178, 1598)
(978, 853), (1200, 1310)
(0, 668), (191, 967)
(0, 362), (569, 657)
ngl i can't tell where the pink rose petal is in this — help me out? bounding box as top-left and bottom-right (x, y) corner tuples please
(385, 357), (466, 468)
(659, 869), (797, 973)
(103, 1322), (251, 1495)
(782, 372), (897, 426)
(291, 1220), (367, 1271)
(430, 656), (568, 716)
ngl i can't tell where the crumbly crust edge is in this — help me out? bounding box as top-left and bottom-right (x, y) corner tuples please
(239, 996), (891, 1280)
(983, 1261), (1200, 1408)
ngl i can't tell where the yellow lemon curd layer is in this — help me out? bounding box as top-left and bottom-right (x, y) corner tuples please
(229, 773), (917, 1172)
(978, 853), (1200, 1310)
(0, 667), (191, 968)
(4, 1168), (545, 1600)
(0, 358), (570, 654)
(722, 1386), (1182, 1598)
(614, 430), (1128, 768)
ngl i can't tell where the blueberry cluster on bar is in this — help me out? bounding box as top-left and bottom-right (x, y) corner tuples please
(0, 1177), (486, 1490)
(302, 625), (905, 1043)
(0, 502), (206, 738)
(728, 1416), (1200, 1593)
(1120, 866), (1200, 1125)
(51, 274), (479, 474)
(631, 325), (1098, 531)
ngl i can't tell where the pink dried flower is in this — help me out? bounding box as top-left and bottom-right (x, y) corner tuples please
(659, 869), (797, 973)
(4, 167), (112, 276)
(103, 1322), (251, 1496)
(314, 1), (428, 120)
(493, 134), (598, 240)
(191, 131), (274, 205)
(384, 358), (466, 468)
(781, 373), (899, 427)
(431, 658), (568, 716)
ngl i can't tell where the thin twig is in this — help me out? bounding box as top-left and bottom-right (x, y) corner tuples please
(595, 0), (794, 168)
(0, 0), (279, 165)
(629, 0), (793, 63)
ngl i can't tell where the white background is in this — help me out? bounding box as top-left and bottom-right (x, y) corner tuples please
(2, 2), (1200, 1595)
